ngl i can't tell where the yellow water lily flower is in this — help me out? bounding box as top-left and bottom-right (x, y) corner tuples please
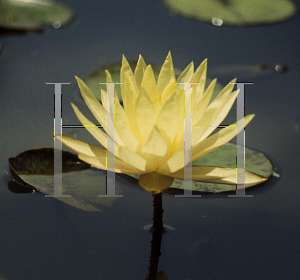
(56, 52), (265, 194)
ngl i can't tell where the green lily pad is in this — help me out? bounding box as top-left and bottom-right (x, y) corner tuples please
(163, 0), (297, 26)
(127, 142), (274, 194)
(0, 0), (75, 31)
(84, 62), (224, 104)
(9, 148), (121, 211)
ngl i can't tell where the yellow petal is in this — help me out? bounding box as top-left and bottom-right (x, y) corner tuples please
(118, 146), (155, 172)
(176, 61), (194, 90)
(71, 103), (110, 148)
(56, 134), (143, 174)
(192, 78), (216, 127)
(192, 114), (255, 161)
(134, 54), (147, 89)
(193, 90), (238, 145)
(140, 125), (168, 169)
(100, 88), (107, 110)
(122, 70), (142, 143)
(170, 166), (267, 185)
(139, 172), (174, 194)
(167, 88), (185, 155)
(78, 154), (144, 174)
(75, 76), (107, 130)
(56, 134), (106, 158)
(157, 51), (175, 95)
(156, 88), (180, 147)
(120, 55), (139, 112)
(157, 150), (184, 175)
(114, 101), (140, 152)
(140, 65), (161, 115)
(120, 55), (134, 82)
(135, 87), (157, 144)
(105, 70), (120, 105)
(191, 59), (207, 106)
(105, 69), (114, 83)
(158, 114), (255, 174)
(160, 78), (177, 104)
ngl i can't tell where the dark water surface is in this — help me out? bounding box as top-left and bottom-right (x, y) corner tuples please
(1, 0), (300, 279)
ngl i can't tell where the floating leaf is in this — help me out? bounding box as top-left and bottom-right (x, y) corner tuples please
(127, 143), (274, 194)
(163, 0), (297, 26)
(209, 64), (288, 82)
(9, 148), (121, 211)
(0, 0), (75, 31)
(84, 62), (223, 103)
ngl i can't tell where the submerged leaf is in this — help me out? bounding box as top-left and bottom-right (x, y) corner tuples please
(0, 0), (75, 31)
(127, 142), (274, 193)
(163, 0), (297, 26)
(9, 148), (121, 211)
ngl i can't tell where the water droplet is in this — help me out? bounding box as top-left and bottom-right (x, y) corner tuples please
(212, 17), (223, 26)
(52, 20), (62, 29)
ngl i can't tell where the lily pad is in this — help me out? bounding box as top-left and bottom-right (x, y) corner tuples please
(127, 142), (274, 194)
(84, 62), (224, 103)
(9, 148), (121, 211)
(209, 64), (288, 82)
(163, 0), (297, 26)
(0, 0), (75, 31)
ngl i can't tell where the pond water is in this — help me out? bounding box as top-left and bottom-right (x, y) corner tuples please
(1, 0), (300, 279)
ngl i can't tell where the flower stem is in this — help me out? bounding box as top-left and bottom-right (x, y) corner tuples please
(152, 193), (164, 233)
(148, 193), (164, 280)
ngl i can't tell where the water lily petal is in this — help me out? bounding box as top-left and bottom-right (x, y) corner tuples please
(170, 166), (267, 184)
(122, 70), (142, 143)
(176, 61), (194, 90)
(139, 172), (174, 194)
(104, 69), (120, 105)
(140, 65), (161, 115)
(198, 80), (236, 127)
(100, 88), (107, 110)
(135, 87), (157, 144)
(70, 103), (113, 148)
(134, 54), (147, 89)
(157, 150), (184, 175)
(192, 114), (255, 161)
(157, 51), (175, 95)
(192, 78), (216, 128)
(55, 134), (106, 158)
(160, 78), (177, 104)
(75, 76), (107, 130)
(56, 134), (142, 174)
(192, 59), (207, 106)
(114, 101), (140, 152)
(156, 88), (180, 147)
(141, 126), (168, 169)
(120, 55), (139, 109)
(78, 154), (145, 174)
(193, 89), (239, 145)
(158, 114), (254, 174)
(118, 146), (155, 172)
